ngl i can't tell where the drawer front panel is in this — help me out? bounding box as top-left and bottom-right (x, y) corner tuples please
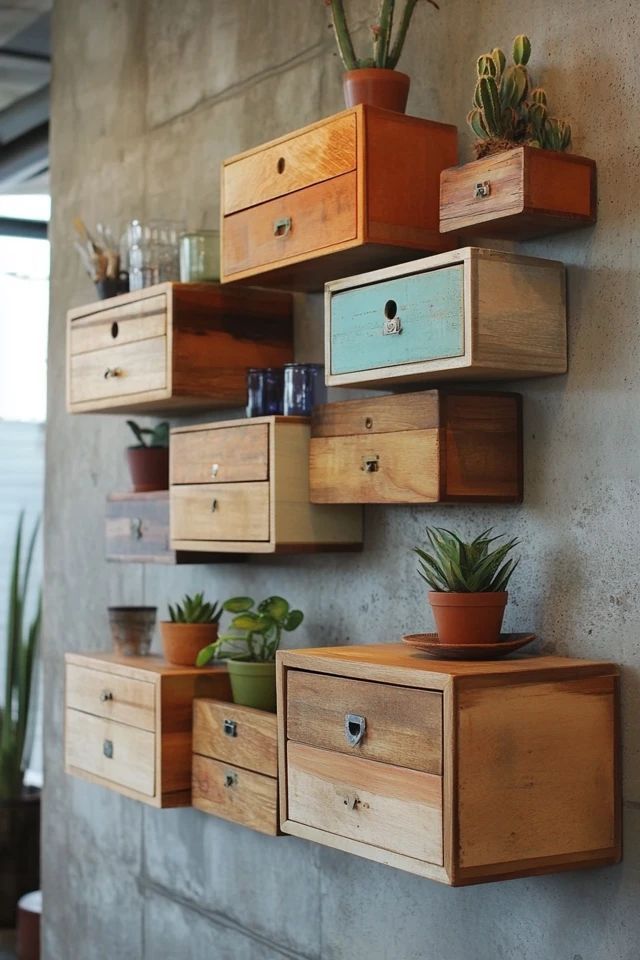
(286, 671), (442, 774)
(310, 429), (440, 504)
(69, 336), (167, 404)
(66, 664), (155, 731)
(223, 171), (357, 278)
(171, 424), (269, 485)
(287, 742), (443, 863)
(330, 265), (464, 375)
(171, 483), (270, 542)
(65, 708), (155, 796)
(193, 699), (277, 777)
(106, 493), (172, 561)
(69, 294), (167, 355)
(440, 151), (525, 230)
(223, 113), (357, 215)
(192, 754), (278, 835)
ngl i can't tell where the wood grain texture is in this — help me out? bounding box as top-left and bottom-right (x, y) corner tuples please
(66, 663), (155, 731)
(65, 708), (155, 797)
(193, 698), (278, 778)
(192, 754), (278, 835)
(69, 335), (167, 405)
(170, 482), (270, 542)
(170, 423), (269, 485)
(69, 293), (166, 354)
(311, 391), (441, 437)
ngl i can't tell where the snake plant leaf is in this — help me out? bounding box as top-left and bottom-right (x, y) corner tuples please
(150, 421), (169, 447)
(258, 596), (289, 621)
(283, 610), (304, 632)
(414, 526), (520, 594)
(223, 596), (254, 613)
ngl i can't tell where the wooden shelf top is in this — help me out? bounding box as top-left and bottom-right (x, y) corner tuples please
(65, 650), (227, 679)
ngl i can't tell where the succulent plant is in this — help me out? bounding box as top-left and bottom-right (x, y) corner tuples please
(196, 596), (304, 666)
(168, 593), (222, 624)
(324, 0), (439, 71)
(467, 35), (572, 157)
(126, 420), (169, 448)
(414, 527), (520, 593)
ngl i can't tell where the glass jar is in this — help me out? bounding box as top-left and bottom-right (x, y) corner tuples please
(179, 230), (220, 282)
(263, 367), (284, 415)
(246, 368), (265, 417)
(283, 363), (326, 416)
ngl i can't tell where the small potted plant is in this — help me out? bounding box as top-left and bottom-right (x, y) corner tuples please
(160, 593), (222, 666)
(125, 420), (169, 492)
(196, 596), (304, 712)
(415, 527), (519, 645)
(324, 0), (439, 112)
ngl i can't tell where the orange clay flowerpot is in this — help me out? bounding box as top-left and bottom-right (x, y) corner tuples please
(343, 68), (410, 112)
(160, 622), (219, 666)
(428, 591), (508, 645)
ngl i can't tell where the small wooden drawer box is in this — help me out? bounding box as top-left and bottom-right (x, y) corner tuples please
(170, 416), (363, 554)
(192, 699), (279, 835)
(440, 146), (597, 239)
(64, 652), (231, 807)
(221, 105), (458, 292)
(310, 390), (522, 504)
(66, 282), (293, 414)
(325, 246), (566, 388)
(277, 646), (620, 885)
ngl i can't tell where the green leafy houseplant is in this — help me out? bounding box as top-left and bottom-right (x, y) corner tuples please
(126, 420), (169, 448)
(160, 592), (222, 667)
(125, 420), (170, 492)
(168, 593), (222, 624)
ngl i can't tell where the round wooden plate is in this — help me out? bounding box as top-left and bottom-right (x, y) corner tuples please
(401, 632), (537, 661)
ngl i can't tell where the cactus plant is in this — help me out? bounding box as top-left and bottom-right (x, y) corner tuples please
(324, 0), (439, 71)
(467, 35), (572, 157)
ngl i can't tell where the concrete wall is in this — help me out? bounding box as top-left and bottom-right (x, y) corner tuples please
(43, 1), (640, 958)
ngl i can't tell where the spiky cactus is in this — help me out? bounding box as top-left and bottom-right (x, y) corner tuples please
(324, 0), (439, 71)
(467, 35), (572, 157)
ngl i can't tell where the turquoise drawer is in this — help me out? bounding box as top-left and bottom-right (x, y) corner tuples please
(330, 265), (464, 376)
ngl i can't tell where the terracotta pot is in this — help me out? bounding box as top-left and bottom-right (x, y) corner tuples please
(429, 591), (508, 645)
(343, 68), (410, 112)
(126, 446), (169, 492)
(160, 621), (219, 666)
(227, 660), (277, 712)
(0, 789), (40, 928)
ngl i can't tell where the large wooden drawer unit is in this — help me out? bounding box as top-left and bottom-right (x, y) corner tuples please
(192, 699), (279, 835)
(310, 390), (522, 504)
(277, 646), (621, 885)
(170, 416), (363, 553)
(66, 281), (293, 414)
(325, 246), (567, 388)
(64, 652), (231, 807)
(221, 105), (458, 292)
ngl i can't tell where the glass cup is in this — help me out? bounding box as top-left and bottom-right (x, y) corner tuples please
(246, 368), (265, 417)
(179, 230), (220, 282)
(283, 363), (326, 416)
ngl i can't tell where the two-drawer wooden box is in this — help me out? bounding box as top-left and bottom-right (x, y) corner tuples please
(325, 247), (567, 388)
(309, 390), (522, 504)
(221, 105), (458, 291)
(277, 646), (620, 885)
(192, 699), (279, 835)
(64, 652), (230, 807)
(66, 282), (293, 414)
(170, 416), (363, 554)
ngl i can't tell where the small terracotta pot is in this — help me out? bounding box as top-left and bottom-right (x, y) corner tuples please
(160, 621), (219, 666)
(126, 446), (169, 492)
(343, 68), (410, 112)
(429, 592), (508, 645)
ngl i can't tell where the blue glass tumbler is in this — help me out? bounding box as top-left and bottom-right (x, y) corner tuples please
(246, 368), (264, 417)
(283, 363), (326, 416)
(263, 367), (284, 415)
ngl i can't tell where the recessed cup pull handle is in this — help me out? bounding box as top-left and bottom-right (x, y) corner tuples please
(474, 180), (491, 199)
(223, 719), (237, 737)
(273, 216), (292, 238)
(100, 690), (113, 702)
(345, 713), (366, 747)
(103, 739), (114, 759)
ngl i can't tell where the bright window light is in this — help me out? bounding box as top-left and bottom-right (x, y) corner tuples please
(0, 194), (51, 221)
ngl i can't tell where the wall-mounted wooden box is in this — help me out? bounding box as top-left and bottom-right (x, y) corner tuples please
(66, 282), (293, 414)
(64, 652), (230, 807)
(277, 645), (620, 885)
(192, 698), (278, 835)
(440, 147), (597, 240)
(310, 391), (522, 504)
(325, 247), (566, 388)
(170, 416), (363, 554)
(221, 105), (458, 292)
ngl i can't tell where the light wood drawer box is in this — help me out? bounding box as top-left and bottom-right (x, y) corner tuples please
(192, 699), (278, 835)
(67, 281), (293, 414)
(277, 646), (621, 885)
(170, 416), (363, 554)
(64, 652), (231, 808)
(325, 246), (567, 387)
(221, 105), (458, 292)
(310, 390), (522, 504)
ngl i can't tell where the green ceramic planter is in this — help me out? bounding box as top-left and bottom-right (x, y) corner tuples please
(227, 660), (277, 712)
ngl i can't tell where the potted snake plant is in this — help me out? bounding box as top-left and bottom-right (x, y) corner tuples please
(125, 420), (169, 492)
(160, 593), (222, 666)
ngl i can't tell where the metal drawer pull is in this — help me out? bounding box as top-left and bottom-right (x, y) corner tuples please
(104, 366), (123, 379)
(273, 216), (292, 237)
(223, 719), (237, 737)
(224, 771), (237, 788)
(130, 517), (143, 540)
(103, 739), (114, 759)
(210, 463), (219, 478)
(211, 498), (218, 512)
(474, 180), (491, 199)
(100, 690), (113, 702)
(345, 713), (366, 747)
(382, 316), (402, 336)
(343, 793), (359, 810)
(361, 456), (379, 473)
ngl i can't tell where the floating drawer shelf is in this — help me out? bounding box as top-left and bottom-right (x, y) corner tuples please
(325, 247), (567, 388)
(66, 282), (293, 414)
(64, 652), (231, 807)
(277, 645), (620, 884)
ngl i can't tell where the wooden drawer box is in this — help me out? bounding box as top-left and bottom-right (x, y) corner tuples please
(325, 247), (566, 388)
(192, 699), (279, 835)
(310, 390), (522, 504)
(440, 147), (597, 240)
(277, 646), (620, 885)
(221, 105), (458, 292)
(170, 416), (363, 554)
(64, 652), (231, 807)
(67, 282), (293, 414)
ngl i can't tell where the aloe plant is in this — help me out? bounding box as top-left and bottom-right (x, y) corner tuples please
(126, 420), (169, 448)
(324, 0), (439, 70)
(168, 593), (222, 624)
(0, 513), (41, 801)
(415, 527), (520, 593)
(196, 596), (304, 666)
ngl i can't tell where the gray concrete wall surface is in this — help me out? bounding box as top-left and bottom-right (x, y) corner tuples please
(43, 1), (640, 958)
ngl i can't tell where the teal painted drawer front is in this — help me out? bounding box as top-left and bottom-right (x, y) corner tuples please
(330, 265), (465, 375)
